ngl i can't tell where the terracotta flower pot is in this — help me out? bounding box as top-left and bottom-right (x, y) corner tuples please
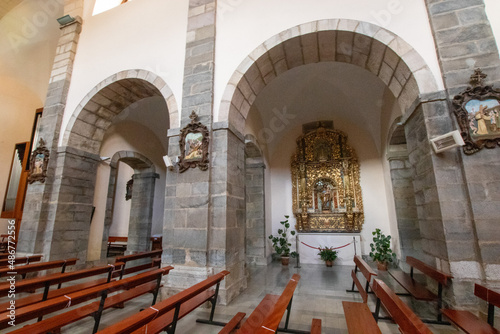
(325, 260), (333, 267)
(281, 256), (290, 265)
(377, 261), (388, 271)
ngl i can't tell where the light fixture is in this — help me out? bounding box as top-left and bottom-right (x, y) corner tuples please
(163, 155), (178, 171)
(430, 130), (465, 153)
(57, 15), (76, 26)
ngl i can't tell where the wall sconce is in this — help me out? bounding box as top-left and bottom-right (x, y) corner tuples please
(57, 15), (76, 27)
(163, 155), (178, 171)
(430, 130), (465, 153)
(100, 156), (110, 164)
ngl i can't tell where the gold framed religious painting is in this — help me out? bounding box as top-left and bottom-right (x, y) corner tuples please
(28, 138), (49, 184)
(178, 111), (209, 173)
(452, 69), (500, 154)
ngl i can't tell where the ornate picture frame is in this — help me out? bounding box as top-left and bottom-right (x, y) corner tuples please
(178, 111), (209, 173)
(28, 138), (50, 184)
(452, 69), (500, 154)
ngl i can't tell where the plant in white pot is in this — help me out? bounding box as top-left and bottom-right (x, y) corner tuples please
(268, 215), (297, 265)
(369, 228), (396, 270)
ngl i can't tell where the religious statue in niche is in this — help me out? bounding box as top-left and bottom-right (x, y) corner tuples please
(452, 68), (500, 154)
(28, 138), (50, 184)
(291, 121), (364, 233)
(178, 111), (209, 173)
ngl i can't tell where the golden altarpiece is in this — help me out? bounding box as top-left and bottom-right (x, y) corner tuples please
(291, 122), (364, 232)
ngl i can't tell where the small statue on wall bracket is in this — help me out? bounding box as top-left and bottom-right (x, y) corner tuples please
(28, 138), (50, 184)
(178, 111), (209, 173)
(452, 68), (500, 154)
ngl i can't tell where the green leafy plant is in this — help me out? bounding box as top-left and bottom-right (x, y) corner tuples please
(317, 247), (338, 262)
(369, 228), (396, 264)
(268, 215), (297, 258)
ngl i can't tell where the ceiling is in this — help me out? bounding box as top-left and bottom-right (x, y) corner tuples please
(251, 61), (396, 157)
(0, 0), (22, 20)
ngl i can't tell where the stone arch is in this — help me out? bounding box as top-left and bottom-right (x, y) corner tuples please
(244, 134), (268, 265)
(218, 19), (438, 134)
(101, 150), (159, 258)
(62, 69), (179, 154)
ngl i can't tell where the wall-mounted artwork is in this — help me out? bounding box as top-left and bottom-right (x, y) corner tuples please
(178, 111), (209, 173)
(452, 69), (500, 154)
(28, 138), (49, 184)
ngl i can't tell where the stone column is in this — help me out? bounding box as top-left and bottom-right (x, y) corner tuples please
(18, 16), (83, 258)
(127, 172), (159, 253)
(162, 0), (218, 299)
(245, 162), (268, 266)
(424, 1), (500, 306)
(387, 153), (422, 270)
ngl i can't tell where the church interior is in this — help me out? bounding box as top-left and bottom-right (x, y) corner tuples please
(1, 0), (500, 333)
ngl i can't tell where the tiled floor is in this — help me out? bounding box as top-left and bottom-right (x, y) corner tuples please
(7, 262), (461, 333)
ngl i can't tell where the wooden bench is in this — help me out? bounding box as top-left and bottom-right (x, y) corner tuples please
(220, 274), (318, 334)
(0, 254), (43, 267)
(372, 278), (433, 333)
(0, 266), (173, 332)
(114, 249), (162, 279)
(95, 270), (230, 334)
(442, 283), (500, 334)
(388, 256), (452, 324)
(342, 270), (381, 333)
(107, 236), (128, 257)
(347, 255), (377, 295)
(0, 258), (78, 278)
(0, 262), (123, 309)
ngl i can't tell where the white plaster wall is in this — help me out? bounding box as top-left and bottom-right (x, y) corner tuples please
(214, 0), (444, 121)
(59, 0), (188, 147)
(88, 121), (167, 260)
(485, 0), (500, 54)
(268, 122), (395, 265)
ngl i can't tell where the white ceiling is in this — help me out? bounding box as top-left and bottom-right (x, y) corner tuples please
(251, 61), (396, 156)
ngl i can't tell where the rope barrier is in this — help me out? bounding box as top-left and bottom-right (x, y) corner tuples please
(300, 240), (353, 250)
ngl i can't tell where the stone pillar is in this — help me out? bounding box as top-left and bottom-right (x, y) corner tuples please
(403, 93), (482, 306)
(162, 0), (220, 299)
(387, 153), (422, 270)
(18, 17), (83, 258)
(127, 172), (159, 253)
(424, 1), (500, 307)
(245, 162), (268, 266)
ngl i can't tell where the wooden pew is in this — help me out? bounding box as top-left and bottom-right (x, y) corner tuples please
(0, 262), (123, 309)
(107, 236), (128, 257)
(96, 270), (230, 334)
(0, 266), (173, 331)
(220, 274), (316, 334)
(372, 278), (433, 334)
(342, 270), (381, 334)
(389, 256), (452, 324)
(0, 254), (43, 267)
(442, 283), (500, 334)
(113, 249), (162, 279)
(346, 255), (377, 294)
(0, 258), (78, 278)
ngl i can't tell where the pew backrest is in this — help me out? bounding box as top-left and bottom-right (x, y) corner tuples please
(406, 256), (452, 286)
(354, 255), (377, 282)
(96, 270), (230, 334)
(475, 284), (500, 308)
(0, 258), (78, 277)
(0, 254), (43, 267)
(372, 278), (432, 334)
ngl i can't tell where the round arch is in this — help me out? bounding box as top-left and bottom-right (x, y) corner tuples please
(218, 19), (439, 134)
(62, 69), (179, 154)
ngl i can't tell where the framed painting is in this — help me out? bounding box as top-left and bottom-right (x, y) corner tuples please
(452, 69), (500, 154)
(178, 111), (209, 173)
(28, 138), (50, 184)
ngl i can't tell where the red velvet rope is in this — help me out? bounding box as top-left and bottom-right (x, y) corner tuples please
(300, 241), (353, 250)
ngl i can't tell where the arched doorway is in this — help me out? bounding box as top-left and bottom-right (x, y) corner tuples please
(218, 19), (438, 264)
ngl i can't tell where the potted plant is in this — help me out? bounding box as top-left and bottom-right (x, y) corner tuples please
(317, 247), (338, 267)
(268, 215), (297, 265)
(369, 228), (396, 270)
